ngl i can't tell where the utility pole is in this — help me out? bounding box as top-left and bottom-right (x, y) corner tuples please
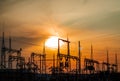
(115, 53), (118, 72)
(43, 41), (46, 74)
(67, 37), (71, 72)
(78, 41), (81, 74)
(57, 38), (60, 73)
(57, 38), (71, 73)
(91, 44), (93, 60)
(106, 50), (109, 72)
(1, 32), (6, 69)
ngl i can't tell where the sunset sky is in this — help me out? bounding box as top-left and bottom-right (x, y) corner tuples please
(0, 0), (120, 71)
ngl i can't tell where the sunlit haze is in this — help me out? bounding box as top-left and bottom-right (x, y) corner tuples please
(45, 36), (63, 48)
(0, 0), (120, 72)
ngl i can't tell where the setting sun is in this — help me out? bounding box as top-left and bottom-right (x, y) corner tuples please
(45, 36), (63, 48)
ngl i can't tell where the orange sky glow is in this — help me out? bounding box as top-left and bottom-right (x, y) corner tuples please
(0, 0), (120, 72)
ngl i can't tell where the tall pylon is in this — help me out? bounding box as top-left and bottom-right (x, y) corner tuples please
(1, 32), (6, 69)
(67, 36), (71, 72)
(43, 41), (46, 74)
(107, 50), (109, 65)
(115, 53), (118, 72)
(67, 35), (70, 56)
(106, 50), (109, 72)
(91, 44), (93, 60)
(78, 41), (81, 74)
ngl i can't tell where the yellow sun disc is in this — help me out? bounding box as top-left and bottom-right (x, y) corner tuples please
(45, 36), (63, 48)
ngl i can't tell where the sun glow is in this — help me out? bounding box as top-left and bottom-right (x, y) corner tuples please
(45, 36), (63, 48)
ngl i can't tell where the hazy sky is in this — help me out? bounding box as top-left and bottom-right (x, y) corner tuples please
(0, 0), (120, 70)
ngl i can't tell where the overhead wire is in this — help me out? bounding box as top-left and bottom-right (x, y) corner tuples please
(0, 32), (120, 53)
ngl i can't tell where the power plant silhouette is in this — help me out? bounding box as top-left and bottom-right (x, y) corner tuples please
(0, 32), (119, 81)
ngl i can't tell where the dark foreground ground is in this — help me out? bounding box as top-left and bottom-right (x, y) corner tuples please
(0, 69), (120, 81)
